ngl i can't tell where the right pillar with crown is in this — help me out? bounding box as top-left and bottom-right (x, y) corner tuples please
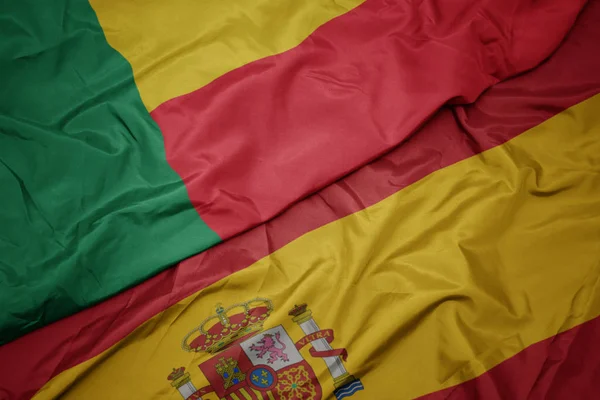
(289, 304), (364, 399)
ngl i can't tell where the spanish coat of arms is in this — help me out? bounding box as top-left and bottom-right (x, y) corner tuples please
(166, 298), (364, 400)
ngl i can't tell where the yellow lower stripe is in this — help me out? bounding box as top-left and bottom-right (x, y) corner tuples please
(90, 0), (364, 111)
(33, 94), (600, 399)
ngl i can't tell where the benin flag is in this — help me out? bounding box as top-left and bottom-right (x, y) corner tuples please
(2, 0), (600, 399)
(0, 0), (588, 344)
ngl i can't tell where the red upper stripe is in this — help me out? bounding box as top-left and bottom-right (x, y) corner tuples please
(2, 1), (600, 399)
(152, 0), (585, 239)
(417, 315), (600, 400)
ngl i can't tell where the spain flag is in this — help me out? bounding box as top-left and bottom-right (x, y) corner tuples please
(1, 0), (599, 399)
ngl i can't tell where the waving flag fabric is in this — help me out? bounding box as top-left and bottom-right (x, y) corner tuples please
(0, 0), (588, 344)
(8, 70), (600, 399)
(1, 0), (600, 399)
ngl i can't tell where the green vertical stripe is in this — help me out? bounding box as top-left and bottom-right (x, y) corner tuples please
(0, 0), (220, 344)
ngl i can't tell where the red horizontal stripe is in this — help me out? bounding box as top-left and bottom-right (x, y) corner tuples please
(152, 0), (585, 239)
(2, 2), (600, 398)
(417, 315), (600, 400)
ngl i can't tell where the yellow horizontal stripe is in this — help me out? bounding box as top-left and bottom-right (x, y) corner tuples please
(34, 94), (600, 399)
(90, 0), (364, 111)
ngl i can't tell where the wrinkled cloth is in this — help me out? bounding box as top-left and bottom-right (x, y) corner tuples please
(1, 1), (599, 398)
(0, 0), (587, 345)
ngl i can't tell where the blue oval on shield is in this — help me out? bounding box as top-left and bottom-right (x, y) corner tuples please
(247, 365), (277, 391)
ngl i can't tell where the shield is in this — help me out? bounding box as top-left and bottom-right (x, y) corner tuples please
(199, 325), (322, 400)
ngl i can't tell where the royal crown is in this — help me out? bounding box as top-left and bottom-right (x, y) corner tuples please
(182, 298), (273, 354)
(288, 303), (308, 317)
(167, 367), (186, 381)
(167, 366), (193, 389)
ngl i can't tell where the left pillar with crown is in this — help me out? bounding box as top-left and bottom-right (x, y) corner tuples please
(168, 367), (203, 400)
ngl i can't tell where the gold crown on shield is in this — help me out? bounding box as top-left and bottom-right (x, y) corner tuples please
(182, 298), (273, 354)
